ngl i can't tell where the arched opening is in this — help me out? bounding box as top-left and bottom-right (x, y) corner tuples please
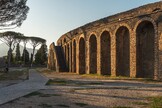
(116, 26), (130, 77)
(89, 35), (97, 74)
(79, 38), (86, 74)
(100, 31), (111, 75)
(136, 21), (155, 78)
(64, 45), (66, 62)
(73, 40), (76, 72)
(64, 38), (66, 43)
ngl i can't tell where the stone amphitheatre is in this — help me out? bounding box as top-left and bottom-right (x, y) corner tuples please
(48, 1), (162, 80)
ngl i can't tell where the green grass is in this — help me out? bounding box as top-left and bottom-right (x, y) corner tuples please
(75, 102), (88, 107)
(39, 93), (62, 97)
(55, 104), (70, 107)
(46, 79), (68, 85)
(147, 96), (162, 108)
(46, 78), (104, 86)
(0, 68), (28, 81)
(24, 91), (62, 98)
(38, 103), (53, 108)
(36, 68), (56, 74)
(24, 91), (42, 98)
(75, 82), (104, 86)
(113, 106), (132, 108)
(133, 101), (149, 105)
(113, 106), (131, 108)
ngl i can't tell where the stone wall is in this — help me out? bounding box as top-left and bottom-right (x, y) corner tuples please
(48, 42), (58, 71)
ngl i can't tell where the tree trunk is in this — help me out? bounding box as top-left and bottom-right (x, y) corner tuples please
(23, 45), (26, 65)
(7, 47), (12, 69)
(31, 46), (35, 67)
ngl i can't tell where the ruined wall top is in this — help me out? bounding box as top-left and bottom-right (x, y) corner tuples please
(57, 1), (162, 45)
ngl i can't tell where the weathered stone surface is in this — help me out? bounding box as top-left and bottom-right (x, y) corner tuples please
(48, 1), (162, 80)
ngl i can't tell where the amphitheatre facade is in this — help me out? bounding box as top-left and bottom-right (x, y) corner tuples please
(48, 1), (162, 80)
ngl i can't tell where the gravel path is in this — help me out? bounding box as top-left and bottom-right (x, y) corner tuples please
(0, 69), (48, 105)
(0, 72), (162, 108)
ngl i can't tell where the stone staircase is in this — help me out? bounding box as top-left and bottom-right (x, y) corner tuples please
(55, 46), (68, 72)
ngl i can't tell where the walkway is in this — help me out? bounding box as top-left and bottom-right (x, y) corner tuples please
(0, 69), (48, 105)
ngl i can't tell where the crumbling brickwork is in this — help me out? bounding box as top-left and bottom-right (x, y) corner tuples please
(48, 1), (162, 80)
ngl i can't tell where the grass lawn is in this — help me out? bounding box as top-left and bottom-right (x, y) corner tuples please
(0, 68), (29, 81)
(147, 96), (162, 108)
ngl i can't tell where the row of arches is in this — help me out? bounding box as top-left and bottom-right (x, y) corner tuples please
(63, 20), (155, 78)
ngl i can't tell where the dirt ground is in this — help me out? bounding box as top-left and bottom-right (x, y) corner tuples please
(0, 71), (162, 108)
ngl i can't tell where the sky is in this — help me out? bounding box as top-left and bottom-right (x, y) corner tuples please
(5, 0), (161, 48)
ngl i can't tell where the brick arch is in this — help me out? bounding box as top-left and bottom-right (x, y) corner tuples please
(89, 34), (97, 74)
(79, 37), (86, 74)
(100, 30), (111, 75)
(134, 18), (157, 78)
(63, 38), (66, 43)
(100, 29), (113, 37)
(115, 25), (130, 77)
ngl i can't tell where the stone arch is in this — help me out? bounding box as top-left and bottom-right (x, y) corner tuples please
(89, 34), (97, 74)
(64, 38), (66, 43)
(100, 31), (111, 75)
(116, 26), (130, 77)
(73, 39), (76, 72)
(135, 20), (155, 78)
(79, 37), (86, 74)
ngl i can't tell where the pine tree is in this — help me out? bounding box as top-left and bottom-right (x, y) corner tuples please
(35, 44), (47, 65)
(22, 49), (29, 64)
(15, 43), (21, 61)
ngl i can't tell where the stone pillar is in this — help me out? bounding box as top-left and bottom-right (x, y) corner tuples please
(69, 42), (72, 72)
(72, 41), (74, 72)
(66, 44), (69, 71)
(86, 38), (90, 74)
(155, 30), (161, 80)
(97, 36), (101, 75)
(76, 39), (79, 74)
(130, 32), (136, 77)
(111, 34), (116, 77)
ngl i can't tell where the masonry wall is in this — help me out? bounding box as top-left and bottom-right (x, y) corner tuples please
(49, 1), (162, 80)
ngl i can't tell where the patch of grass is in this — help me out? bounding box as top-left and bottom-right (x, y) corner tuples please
(38, 103), (52, 108)
(147, 96), (162, 108)
(46, 78), (105, 86)
(24, 91), (42, 98)
(55, 104), (70, 107)
(133, 101), (148, 105)
(75, 82), (104, 86)
(0, 68), (29, 81)
(36, 68), (56, 74)
(46, 79), (68, 85)
(24, 91), (61, 98)
(113, 106), (131, 108)
(40, 93), (62, 97)
(75, 102), (88, 107)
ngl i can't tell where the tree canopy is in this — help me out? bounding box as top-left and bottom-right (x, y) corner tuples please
(0, 31), (23, 47)
(0, 0), (29, 30)
(29, 36), (46, 67)
(0, 31), (24, 67)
